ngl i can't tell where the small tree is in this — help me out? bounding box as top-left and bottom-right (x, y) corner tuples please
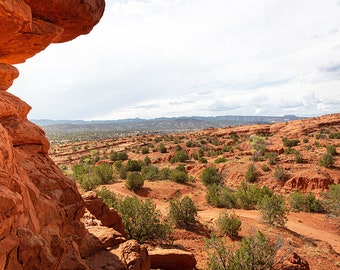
(206, 184), (237, 209)
(217, 211), (241, 239)
(125, 172), (144, 191)
(274, 165), (287, 181)
(200, 167), (221, 186)
(93, 163), (114, 184)
(259, 194), (289, 227)
(168, 195), (197, 229)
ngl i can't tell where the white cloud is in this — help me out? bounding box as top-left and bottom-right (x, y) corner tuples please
(10, 0), (340, 120)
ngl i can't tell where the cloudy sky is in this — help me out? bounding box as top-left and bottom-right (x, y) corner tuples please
(11, 0), (340, 120)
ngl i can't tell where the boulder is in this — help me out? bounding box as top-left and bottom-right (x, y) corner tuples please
(149, 248), (197, 270)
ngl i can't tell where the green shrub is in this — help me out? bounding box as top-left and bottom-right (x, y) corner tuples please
(319, 153), (334, 168)
(168, 195), (197, 229)
(141, 147), (149, 154)
(250, 135), (266, 161)
(115, 196), (171, 243)
(97, 187), (116, 208)
(119, 166), (128, 179)
(282, 137), (300, 147)
(110, 151), (128, 161)
(294, 151), (304, 163)
(259, 194), (288, 227)
(198, 156), (208, 163)
(236, 182), (273, 210)
(144, 156), (151, 166)
(326, 145), (337, 156)
(158, 167), (171, 180)
(214, 157), (227, 164)
(125, 172), (144, 191)
(93, 163), (114, 184)
(217, 211), (241, 239)
(206, 184), (237, 208)
(78, 174), (101, 191)
(289, 191), (323, 213)
(323, 184), (340, 216)
(126, 159), (142, 172)
(262, 164), (270, 172)
(141, 166), (159, 180)
(159, 143), (167, 153)
(274, 166), (287, 181)
(170, 150), (190, 163)
(169, 170), (189, 183)
(206, 231), (282, 270)
(245, 164), (257, 183)
(200, 167), (221, 186)
(265, 152), (278, 165)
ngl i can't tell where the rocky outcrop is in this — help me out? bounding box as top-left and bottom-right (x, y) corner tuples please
(0, 0), (105, 269)
(83, 191), (126, 237)
(282, 252), (310, 270)
(0, 0), (105, 64)
(149, 248), (197, 270)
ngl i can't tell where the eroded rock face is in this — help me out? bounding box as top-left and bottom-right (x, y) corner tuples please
(0, 0), (105, 64)
(0, 0), (105, 268)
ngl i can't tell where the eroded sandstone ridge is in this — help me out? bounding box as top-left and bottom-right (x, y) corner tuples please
(0, 0), (106, 269)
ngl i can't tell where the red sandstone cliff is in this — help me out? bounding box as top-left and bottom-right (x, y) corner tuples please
(0, 1), (106, 269)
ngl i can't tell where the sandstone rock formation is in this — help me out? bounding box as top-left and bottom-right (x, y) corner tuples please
(0, 0), (105, 269)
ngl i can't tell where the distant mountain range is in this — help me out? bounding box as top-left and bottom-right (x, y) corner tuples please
(32, 115), (301, 137)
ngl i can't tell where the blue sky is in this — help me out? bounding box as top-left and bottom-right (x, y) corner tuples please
(10, 0), (340, 120)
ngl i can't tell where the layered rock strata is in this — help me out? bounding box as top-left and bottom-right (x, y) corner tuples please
(0, 0), (105, 268)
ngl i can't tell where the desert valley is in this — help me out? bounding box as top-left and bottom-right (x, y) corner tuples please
(48, 113), (340, 269)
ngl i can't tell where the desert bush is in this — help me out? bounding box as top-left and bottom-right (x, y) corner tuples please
(170, 149), (190, 163)
(168, 195), (197, 229)
(319, 153), (334, 168)
(97, 186), (116, 208)
(289, 191), (323, 213)
(236, 182), (273, 210)
(159, 143), (167, 153)
(110, 151), (128, 161)
(250, 135), (266, 161)
(214, 157), (227, 164)
(72, 163), (90, 180)
(206, 184), (237, 208)
(125, 172), (144, 191)
(115, 196), (171, 243)
(294, 151), (304, 163)
(217, 211), (241, 239)
(93, 163), (114, 184)
(78, 174), (102, 191)
(326, 145), (337, 156)
(198, 156), (208, 163)
(126, 159), (142, 172)
(259, 194), (288, 227)
(141, 165), (159, 180)
(141, 147), (149, 154)
(322, 184), (340, 216)
(119, 166), (128, 179)
(274, 166), (287, 181)
(200, 167), (221, 187)
(282, 137), (300, 147)
(262, 164), (270, 172)
(265, 152), (278, 165)
(169, 169), (189, 183)
(158, 167), (171, 180)
(329, 132), (340, 139)
(245, 164), (257, 183)
(144, 156), (151, 166)
(206, 231), (282, 270)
